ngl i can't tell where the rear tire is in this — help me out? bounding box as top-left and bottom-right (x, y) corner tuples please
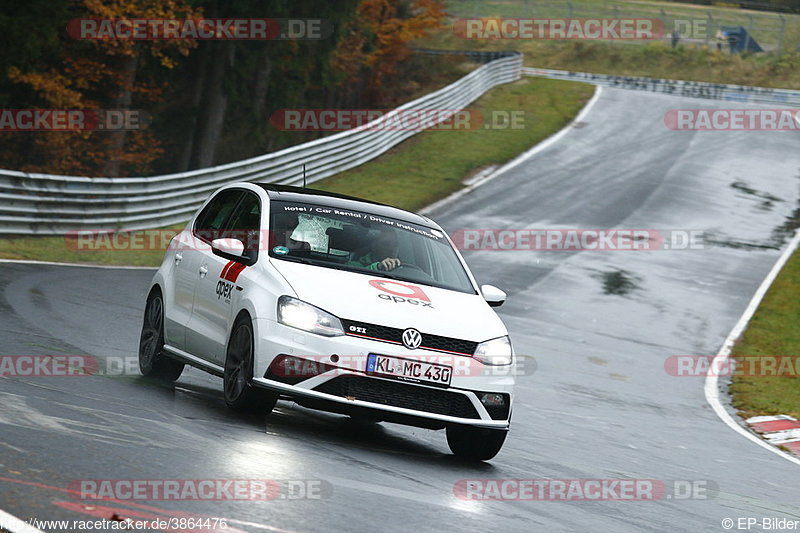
(223, 316), (278, 414)
(139, 291), (184, 382)
(446, 425), (507, 461)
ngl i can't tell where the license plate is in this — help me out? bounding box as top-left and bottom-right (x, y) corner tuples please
(366, 354), (452, 387)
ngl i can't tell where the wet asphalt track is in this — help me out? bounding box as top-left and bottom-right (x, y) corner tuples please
(1, 86), (799, 532)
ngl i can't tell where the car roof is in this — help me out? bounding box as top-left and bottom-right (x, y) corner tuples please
(254, 184), (436, 227)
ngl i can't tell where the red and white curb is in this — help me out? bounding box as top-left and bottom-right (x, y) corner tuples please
(746, 415), (800, 456)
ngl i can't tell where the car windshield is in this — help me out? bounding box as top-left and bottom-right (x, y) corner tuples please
(267, 200), (476, 294)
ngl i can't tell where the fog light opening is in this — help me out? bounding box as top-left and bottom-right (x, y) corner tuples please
(480, 393), (505, 407)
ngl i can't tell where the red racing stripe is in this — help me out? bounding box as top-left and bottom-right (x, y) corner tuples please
(220, 260), (234, 279)
(225, 262), (247, 282)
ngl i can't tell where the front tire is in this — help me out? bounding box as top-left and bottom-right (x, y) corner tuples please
(223, 316), (278, 414)
(139, 291), (184, 382)
(446, 425), (507, 461)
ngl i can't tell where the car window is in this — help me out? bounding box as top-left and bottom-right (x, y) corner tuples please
(224, 192), (261, 258)
(268, 201), (476, 294)
(193, 189), (243, 242)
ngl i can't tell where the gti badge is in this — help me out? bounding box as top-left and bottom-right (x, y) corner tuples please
(402, 328), (422, 350)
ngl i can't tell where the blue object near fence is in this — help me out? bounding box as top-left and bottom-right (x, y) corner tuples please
(719, 26), (764, 53)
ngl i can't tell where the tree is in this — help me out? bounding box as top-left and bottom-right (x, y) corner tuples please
(333, 0), (445, 105)
(6, 0), (200, 176)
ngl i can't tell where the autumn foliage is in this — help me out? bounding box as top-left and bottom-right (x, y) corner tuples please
(6, 0), (199, 176)
(0, 0), (446, 177)
(334, 0), (445, 103)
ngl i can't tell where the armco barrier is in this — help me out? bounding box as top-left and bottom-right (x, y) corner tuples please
(0, 53), (522, 235)
(523, 67), (800, 106)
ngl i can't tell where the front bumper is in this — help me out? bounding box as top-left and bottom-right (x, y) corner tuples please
(252, 319), (514, 430)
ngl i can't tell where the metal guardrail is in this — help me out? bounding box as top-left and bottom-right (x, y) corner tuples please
(0, 53), (522, 235)
(523, 67), (800, 106)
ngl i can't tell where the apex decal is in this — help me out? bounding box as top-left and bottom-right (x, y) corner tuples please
(216, 280), (234, 303)
(369, 279), (433, 308)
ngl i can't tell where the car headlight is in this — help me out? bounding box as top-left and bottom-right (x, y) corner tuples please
(473, 336), (513, 366)
(277, 296), (344, 337)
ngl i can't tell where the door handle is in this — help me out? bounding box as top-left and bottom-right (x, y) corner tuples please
(175, 252), (183, 265)
(199, 265), (208, 278)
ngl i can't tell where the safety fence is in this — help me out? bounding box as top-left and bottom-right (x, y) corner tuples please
(523, 66), (800, 106)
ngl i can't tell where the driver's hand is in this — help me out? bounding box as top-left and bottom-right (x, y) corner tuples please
(378, 258), (401, 271)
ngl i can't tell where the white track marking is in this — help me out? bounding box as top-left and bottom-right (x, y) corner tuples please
(704, 230), (800, 466)
(419, 85), (603, 216)
(0, 508), (45, 533)
(0, 441), (27, 454)
(0, 258), (156, 270)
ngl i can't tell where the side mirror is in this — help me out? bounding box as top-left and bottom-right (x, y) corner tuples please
(211, 238), (247, 263)
(481, 284), (506, 307)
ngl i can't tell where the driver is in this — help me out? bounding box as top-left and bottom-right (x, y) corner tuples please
(349, 228), (401, 271)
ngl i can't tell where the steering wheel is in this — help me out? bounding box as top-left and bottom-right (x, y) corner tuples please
(389, 263), (431, 278)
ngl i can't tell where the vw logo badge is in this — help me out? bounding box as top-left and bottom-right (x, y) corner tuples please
(402, 328), (422, 350)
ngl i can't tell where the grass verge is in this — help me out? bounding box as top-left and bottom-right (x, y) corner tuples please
(431, 38), (800, 89)
(0, 77), (594, 267)
(730, 246), (800, 420)
(312, 77), (593, 210)
(0, 224), (184, 267)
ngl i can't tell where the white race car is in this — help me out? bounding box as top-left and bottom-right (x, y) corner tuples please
(139, 183), (514, 460)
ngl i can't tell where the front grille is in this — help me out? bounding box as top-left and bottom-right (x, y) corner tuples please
(343, 321), (403, 344)
(314, 376), (480, 419)
(341, 319), (478, 355)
